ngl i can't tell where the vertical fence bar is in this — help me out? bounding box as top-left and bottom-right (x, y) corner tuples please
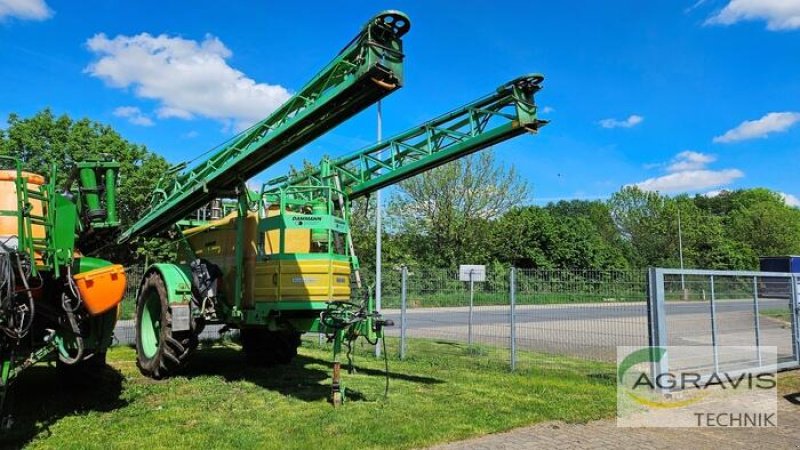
(510, 267), (517, 371)
(400, 265), (408, 360)
(709, 275), (719, 373)
(791, 274), (799, 365)
(647, 268), (669, 382)
(468, 270), (474, 346)
(752, 276), (762, 366)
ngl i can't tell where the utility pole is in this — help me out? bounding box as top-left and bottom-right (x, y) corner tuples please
(375, 100), (383, 357)
(678, 206), (687, 299)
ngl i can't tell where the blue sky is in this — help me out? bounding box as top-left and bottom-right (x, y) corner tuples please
(1, 0), (799, 206)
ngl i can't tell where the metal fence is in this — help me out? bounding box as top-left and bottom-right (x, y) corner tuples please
(113, 265), (651, 371)
(648, 268), (800, 376)
(123, 264), (145, 302)
(379, 267), (650, 371)
(110, 265), (800, 378)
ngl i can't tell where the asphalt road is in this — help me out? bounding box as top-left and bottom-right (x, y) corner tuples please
(114, 298), (796, 364)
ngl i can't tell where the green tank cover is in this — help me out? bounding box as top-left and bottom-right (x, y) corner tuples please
(311, 202), (329, 243)
(73, 256), (113, 273)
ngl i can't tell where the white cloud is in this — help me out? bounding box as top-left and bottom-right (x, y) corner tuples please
(599, 114), (643, 129)
(635, 169), (744, 193)
(156, 106), (193, 120)
(780, 192), (800, 207)
(713, 112), (800, 143)
(0, 0), (51, 21)
(113, 106), (154, 127)
(706, 0), (800, 31)
(686, 0), (710, 14)
(85, 33), (292, 130)
(541, 106), (554, 114)
(666, 150), (716, 172)
(631, 151), (743, 193)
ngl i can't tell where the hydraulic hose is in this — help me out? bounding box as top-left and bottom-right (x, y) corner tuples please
(59, 265), (85, 365)
(58, 305), (85, 365)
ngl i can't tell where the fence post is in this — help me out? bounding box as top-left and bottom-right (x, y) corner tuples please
(709, 275), (719, 373)
(647, 268), (669, 383)
(791, 274), (799, 365)
(400, 265), (408, 360)
(752, 276), (762, 366)
(468, 270), (474, 346)
(510, 267), (517, 371)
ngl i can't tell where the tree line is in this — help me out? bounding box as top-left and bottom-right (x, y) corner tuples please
(3, 110), (798, 271)
(0, 109), (171, 263)
(352, 152), (800, 274)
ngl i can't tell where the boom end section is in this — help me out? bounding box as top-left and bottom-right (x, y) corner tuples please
(497, 73), (545, 95)
(369, 10), (411, 38)
(500, 73), (548, 132)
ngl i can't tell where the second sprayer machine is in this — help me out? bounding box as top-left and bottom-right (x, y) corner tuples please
(119, 10), (547, 405)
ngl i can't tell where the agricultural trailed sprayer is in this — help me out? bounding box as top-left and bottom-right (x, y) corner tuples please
(121, 10), (547, 405)
(0, 157), (124, 426)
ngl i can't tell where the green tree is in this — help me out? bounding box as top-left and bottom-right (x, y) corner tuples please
(491, 206), (556, 268)
(693, 189), (800, 268)
(672, 195), (751, 270)
(0, 109), (172, 264)
(492, 206), (628, 269)
(608, 186), (676, 267)
(387, 151), (528, 268)
(545, 199), (631, 267)
(725, 191), (800, 263)
(609, 187), (799, 270)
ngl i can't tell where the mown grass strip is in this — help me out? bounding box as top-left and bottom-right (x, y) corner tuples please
(7, 339), (616, 449)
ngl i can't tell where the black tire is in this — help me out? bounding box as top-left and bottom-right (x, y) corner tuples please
(240, 328), (301, 366)
(135, 272), (198, 379)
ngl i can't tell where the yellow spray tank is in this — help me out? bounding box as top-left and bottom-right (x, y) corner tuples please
(182, 196), (351, 309)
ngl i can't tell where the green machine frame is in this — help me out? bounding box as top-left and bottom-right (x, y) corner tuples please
(119, 11), (412, 403)
(256, 75), (547, 402)
(119, 10), (411, 242)
(118, 10), (548, 406)
(0, 155), (122, 423)
(265, 74), (547, 201)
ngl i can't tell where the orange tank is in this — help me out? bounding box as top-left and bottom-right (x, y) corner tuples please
(0, 170), (46, 240)
(72, 264), (127, 315)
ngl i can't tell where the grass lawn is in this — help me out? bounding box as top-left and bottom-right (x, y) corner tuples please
(4, 339), (616, 449)
(760, 308), (793, 324)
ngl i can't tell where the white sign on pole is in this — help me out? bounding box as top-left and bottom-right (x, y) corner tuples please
(459, 264), (486, 282)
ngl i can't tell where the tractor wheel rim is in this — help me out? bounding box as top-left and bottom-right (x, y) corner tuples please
(139, 291), (161, 359)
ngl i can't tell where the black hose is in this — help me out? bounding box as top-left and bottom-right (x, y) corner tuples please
(58, 266), (85, 365)
(0, 251), (15, 338)
(12, 253), (34, 339)
(382, 334), (389, 398)
(58, 306), (84, 365)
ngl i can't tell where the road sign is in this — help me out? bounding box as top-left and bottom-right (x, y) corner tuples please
(459, 265), (486, 282)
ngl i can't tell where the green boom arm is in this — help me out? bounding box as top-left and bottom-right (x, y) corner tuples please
(118, 10), (411, 242)
(265, 74), (547, 200)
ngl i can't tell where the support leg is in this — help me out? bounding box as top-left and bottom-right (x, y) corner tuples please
(331, 329), (345, 407)
(0, 356), (13, 430)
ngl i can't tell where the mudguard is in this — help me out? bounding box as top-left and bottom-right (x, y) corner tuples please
(143, 263), (193, 305)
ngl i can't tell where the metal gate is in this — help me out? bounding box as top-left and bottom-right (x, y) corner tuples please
(647, 268), (800, 375)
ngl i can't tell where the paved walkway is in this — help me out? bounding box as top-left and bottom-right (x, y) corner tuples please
(432, 391), (800, 449)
